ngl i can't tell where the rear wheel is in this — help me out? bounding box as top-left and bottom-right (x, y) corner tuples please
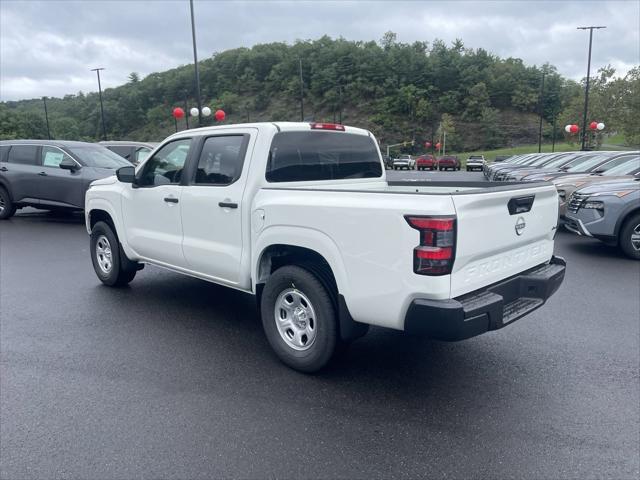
(619, 212), (640, 260)
(90, 221), (138, 286)
(261, 265), (338, 372)
(0, 187), (16, 220)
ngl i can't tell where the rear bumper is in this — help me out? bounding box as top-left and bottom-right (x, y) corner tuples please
(404, 256), (566, 340)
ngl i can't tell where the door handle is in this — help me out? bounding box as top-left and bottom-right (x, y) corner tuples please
(0, 166), (7, 172)
(38, 171), (48, 176)
(218, 201), (238, 209)
(163, 197), (179, 204)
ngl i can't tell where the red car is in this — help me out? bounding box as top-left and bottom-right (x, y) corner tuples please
(438, 155), (461, 171)
(416, 154), (437, 171)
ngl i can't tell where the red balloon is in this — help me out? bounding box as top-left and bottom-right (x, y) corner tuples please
(214, 109), (226, 121)
(424, 141), (432, 148)
(435, 142), (442, 149)
(172, 107), (185, 119)
(570, 124), (579, 134)
(589, 121), (598, 130)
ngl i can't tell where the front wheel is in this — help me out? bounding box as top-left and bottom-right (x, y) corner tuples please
(261, 265), (339, 372)
(619, 213), (640, 260)
(90, 221), (138, 286)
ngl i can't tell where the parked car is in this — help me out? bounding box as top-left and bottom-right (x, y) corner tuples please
(554, 153), (640, 221)
(504, 152), (585, 182)
(100, 141), (158, 165)
(0, 140), (132, 219)
(392, 154), (414, 170)
(416, 154), (437, 171)
(466, 155), (485, 171)
(85, 122), (565, 372)
(438, 155), (460, 171)
(382, 154), (393, 170)
(492, 153), (561, 181)
(494, 155), (511, 162)
(565, 179), (640, 259)
(486, 153), (539, 180)
(522, 151), (626, 183)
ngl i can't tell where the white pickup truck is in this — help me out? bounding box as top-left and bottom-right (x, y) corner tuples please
(85, 122), (566, 372)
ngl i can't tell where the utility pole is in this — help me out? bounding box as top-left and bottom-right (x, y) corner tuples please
(537, 71), (546, 153)
(189, 0), (203, 127)
(42, 97), (51, 140)
(90, 67), (107, 141)
(577, 25), (606, 151)
(337, 84), (342, 124)
(551, 110), (557, 152)
(299, 58), (304, 121)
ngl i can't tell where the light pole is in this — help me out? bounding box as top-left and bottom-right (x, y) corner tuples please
(298, 58), (304, 121)
(42, 96), (51, 140)
(537, 71), (546, 153)
(577, 25), (606, 151)
(183, 91), (190, 129)
(90, 67), (107, 141)
(189, 0), (203, 127)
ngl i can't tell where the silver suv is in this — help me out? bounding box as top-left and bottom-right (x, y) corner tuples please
(565, 180), (640, 259)
(466, 155), (485, 172)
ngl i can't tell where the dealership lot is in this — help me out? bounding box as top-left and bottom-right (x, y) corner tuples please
(1, 171), (639, 479)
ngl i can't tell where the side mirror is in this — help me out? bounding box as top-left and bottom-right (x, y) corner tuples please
(116, 166), (135, 183)
(59, 158), (78, 171)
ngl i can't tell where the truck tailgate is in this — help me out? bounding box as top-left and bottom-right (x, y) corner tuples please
(450, 184), (558, 297)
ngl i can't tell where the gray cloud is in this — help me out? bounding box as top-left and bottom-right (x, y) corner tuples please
(1, 0), (638, 100)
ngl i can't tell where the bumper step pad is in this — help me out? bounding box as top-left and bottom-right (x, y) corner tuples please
(404, 256), (566, 341)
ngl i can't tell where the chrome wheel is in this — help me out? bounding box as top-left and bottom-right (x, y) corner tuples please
(631, 223), (640, 252)
(0, 194), (5, 214)
(274, 288), (317, 351)
(95, 235), (113, 274)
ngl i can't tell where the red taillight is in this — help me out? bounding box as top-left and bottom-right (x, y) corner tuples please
(310, 123), (345, 131)
(405, 216), (456, 275)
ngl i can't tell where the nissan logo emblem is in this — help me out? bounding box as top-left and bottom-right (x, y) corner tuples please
(515, 216), (526, 236)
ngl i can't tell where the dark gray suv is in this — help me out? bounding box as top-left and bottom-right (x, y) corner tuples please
(0, 140), (132, 219)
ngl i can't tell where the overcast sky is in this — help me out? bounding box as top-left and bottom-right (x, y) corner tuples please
(1, 0), (638, 101)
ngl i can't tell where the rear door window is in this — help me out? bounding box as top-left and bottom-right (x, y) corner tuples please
(193, 135), (247, 185)
(266, 131), (382, 182)
(7, 145), (39, 165)
(0, 145), (9, 162)
(107, 145), (134, 160)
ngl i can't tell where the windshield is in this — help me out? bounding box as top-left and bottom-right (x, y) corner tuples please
(566, 154), (614, 172)
(603, 156), (640, 175)
(529, 155), (558, 166)
(68, 146), (132, 169)
(267, 131), (383, 182)
(542, 153), (580, 169)
(516, 155), (540, 166)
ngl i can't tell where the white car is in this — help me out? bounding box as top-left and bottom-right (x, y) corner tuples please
(392, 154), (414, 170)
(466, 155), (485, 172)
(85, 122), (566, 372)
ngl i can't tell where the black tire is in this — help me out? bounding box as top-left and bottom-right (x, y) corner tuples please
(261, 265), (338, 373)
(0, 187), (16, 220)
(619, 212), (640, 260)
(90, 221), (138, 286)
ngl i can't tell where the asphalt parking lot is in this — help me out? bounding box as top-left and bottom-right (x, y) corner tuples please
(1, 171), (639, 479)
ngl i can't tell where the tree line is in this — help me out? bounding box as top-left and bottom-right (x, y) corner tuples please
(1, 33), (638, 152)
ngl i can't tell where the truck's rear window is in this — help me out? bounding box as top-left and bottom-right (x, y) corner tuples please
(266, 131), (383, 182)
